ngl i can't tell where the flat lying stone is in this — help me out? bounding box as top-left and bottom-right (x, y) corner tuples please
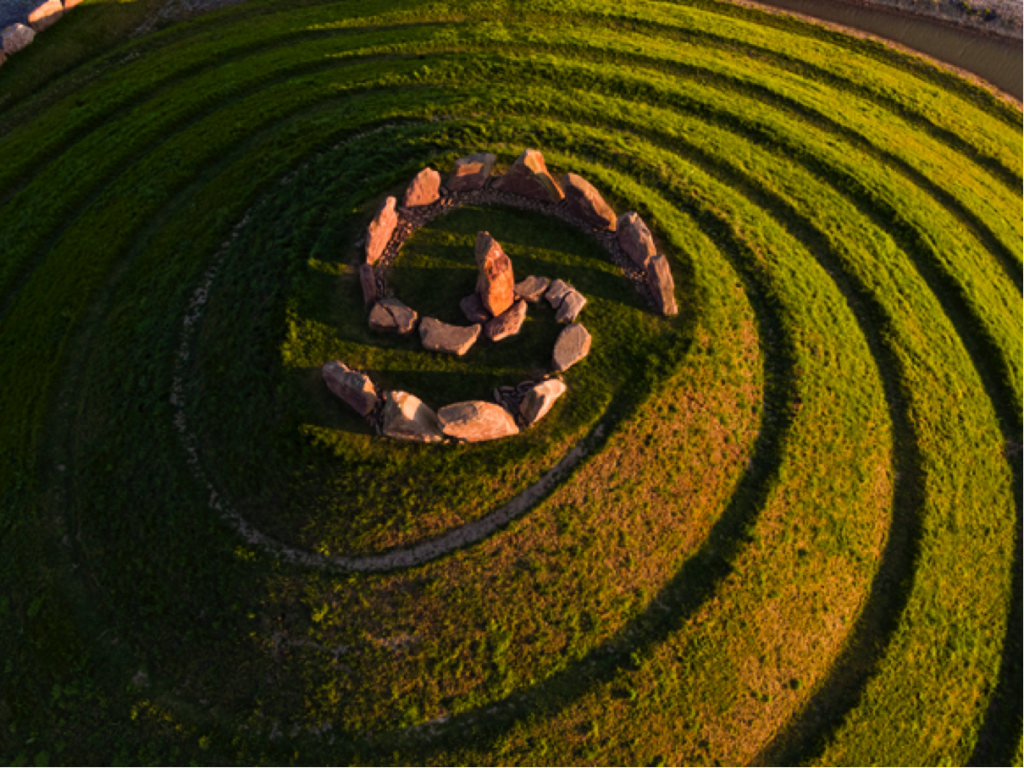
(447, 152), (496, 192)
(562, 172), (617, 230)
(475, 231), (515, 317)
(365, 196), (397, 265)
(552, 323), (592, 372)
(545, 278), (572, 309)
(494, 149), (564, 202)
(438, 401), (519, 442)
(484, 298), (527, 341)
(419, 317), (481, 356)
(646, 254), (678, 316)
(617, 211), (656, 268)
(369, 297), (418, 335)
(383, 391), (444, 443)
(359, 263), (378, 306)
(322, 361), (378, 417)
(520, 378), (567, 426)
(1, 24), (35, 54)
(514, 275), (550, 303)
(402, 167), (441, 208)
(555, 289), (586, 323)
(460, 292), (490, 324)
(28, 0), (63, 31)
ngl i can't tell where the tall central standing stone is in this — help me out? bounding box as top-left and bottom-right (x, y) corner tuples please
(475, 232), (515, 317)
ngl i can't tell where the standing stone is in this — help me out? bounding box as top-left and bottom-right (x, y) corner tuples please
(459, 292), (490, 324)
(447, 152), (496, 192)
(514, 275), (550, 303)
(438, 401), (519, 442)
(562, 173), (617, 230)
(28, 0), (63, 31)
(365, 196), (397, 265)
(359, 263), (378, 306)
(484, 299), (527, 342)
(475, 231), (515, 317)
(646, 254), (678, 316)
(552, 324), (592, 372)
(494, 149), (564, 202)
(402, 167), (441, 208)
(520, 378), (567, 426)
(555, 289), (586, 323)
(63, 0), (83, 9)
(369, 297), (418, 335)
(617, 212), (657, 268)
(382, 391), (444, 443)
(544, 278), (572, 309)
(322, 361), (378, 417)
(419, 317), (481, 356)
(1, 24), (35, 54)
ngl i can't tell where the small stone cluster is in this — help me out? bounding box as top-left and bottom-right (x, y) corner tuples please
(326, 148), (678, 444)
(1, 0), (80, 66)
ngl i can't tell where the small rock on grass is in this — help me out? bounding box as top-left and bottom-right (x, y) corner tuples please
(514, 275), (550, 303)
(484, 299), (527, 341)
(419, 317), (481, 356)
(555, 290), (586, 323)
(369, 297), (418, 335)
(365, 196), (397, 265)
(552, 323), (591, 372)
(520, 378), (567, 426)
(562, 172), (617, 230)
(382, 391), (444, 443)
(1, 24), (35, 54)
(402, 167), (442, 208)
(460, 292), (490, 324)
(323, 361), (378, 417)
(545, 278), (572, 309)
(438, 401), (519, 442)
(646, 254), (678, 316)
(617, 211), (657, 268)
(447, 152), (496, 192)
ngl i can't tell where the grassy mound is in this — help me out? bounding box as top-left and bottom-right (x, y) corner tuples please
(0, 0), (1019, 764)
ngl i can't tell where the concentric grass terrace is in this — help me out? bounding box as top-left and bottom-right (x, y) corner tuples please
(0, 0), (1020, 764)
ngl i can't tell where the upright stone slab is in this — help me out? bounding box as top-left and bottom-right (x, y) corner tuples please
(475, 231), (515, 317)
(494, 149), (564, 202)
(1, 24), (34, 54)
(322, 362), (378, 417)
(365, 196), (397, 265)
(562, 173), (617, 230)
(402, 167), (441, 208)
(448, 152), (496, 192)
(28, 0), (63, 31)
(382, 392), (444, 443)
(438, 401), (519, 442)
(646, 254), (678, 316)
(617, 211), (657, 267)
(552, 323), (592, 372)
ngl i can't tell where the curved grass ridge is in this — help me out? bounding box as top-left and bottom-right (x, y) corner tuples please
(0, 0), (1019, 764)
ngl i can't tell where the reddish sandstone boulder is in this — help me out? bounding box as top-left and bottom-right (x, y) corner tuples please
(419, 317), (481, 356)
(63, 0), (83, 9)
(646, 254), (678, 316)
(1, 24), (34, 54)
(322, 362), (378, 417)
(552, 324), (592, 372)
(484, 299), (527, 342)
(562, 173), (617, 230)
(617, 211), (657, 268)
(520, 378), (567, 426)
(475, 231), (515, 317)
(28, 0), (63, 31)
(402, 167), (441, 208)
(494, 149), (564, 202)
(438, 401), (519, 442)
(365, 197), (397, 265)
(382, 392), (444, 443)
(447, 152), (496, 192)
